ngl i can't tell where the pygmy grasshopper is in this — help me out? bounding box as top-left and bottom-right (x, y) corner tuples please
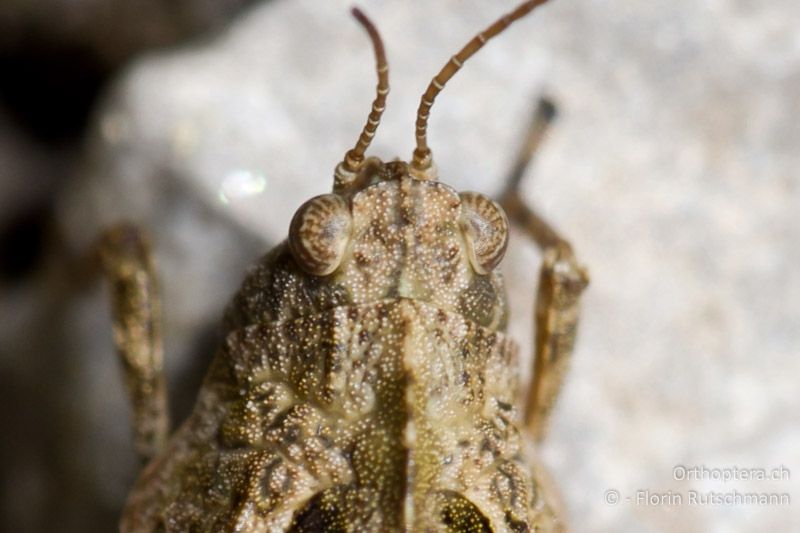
(99, 1), (589, 530)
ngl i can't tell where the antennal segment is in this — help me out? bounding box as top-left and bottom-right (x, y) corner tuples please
(336, 7), (390, 184)
(411, 0), (549, 175)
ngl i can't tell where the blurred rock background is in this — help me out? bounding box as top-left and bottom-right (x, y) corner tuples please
(1, 0), (798, 531)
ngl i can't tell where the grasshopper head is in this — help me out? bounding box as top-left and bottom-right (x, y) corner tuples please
(282, 0), (550, 328)
(288, 157), (509, 329)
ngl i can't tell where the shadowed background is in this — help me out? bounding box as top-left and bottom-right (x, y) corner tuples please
(0, 0), (797, 531)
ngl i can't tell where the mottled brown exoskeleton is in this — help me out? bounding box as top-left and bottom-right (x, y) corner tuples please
(99, 1), (589, 531)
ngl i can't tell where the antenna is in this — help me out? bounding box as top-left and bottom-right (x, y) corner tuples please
(337, 7), (390, 179)
(411, 0), (550, 175)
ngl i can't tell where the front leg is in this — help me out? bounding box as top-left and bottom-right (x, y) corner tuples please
(97, 223), (170, 463)
(499, 98), (589, 442)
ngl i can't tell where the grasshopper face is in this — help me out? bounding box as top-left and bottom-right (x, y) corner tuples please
(288, 158), (510, 331)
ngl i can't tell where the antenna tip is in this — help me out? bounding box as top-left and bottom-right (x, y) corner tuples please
(537, 97), (558, 123)
(351, 6), (366, 22)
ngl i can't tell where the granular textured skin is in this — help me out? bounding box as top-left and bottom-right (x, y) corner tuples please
(118, 160), (564, 531)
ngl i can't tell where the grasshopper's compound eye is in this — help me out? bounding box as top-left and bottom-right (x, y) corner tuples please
(289, 194), (352, 276)
(459, 192), (509, 274)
